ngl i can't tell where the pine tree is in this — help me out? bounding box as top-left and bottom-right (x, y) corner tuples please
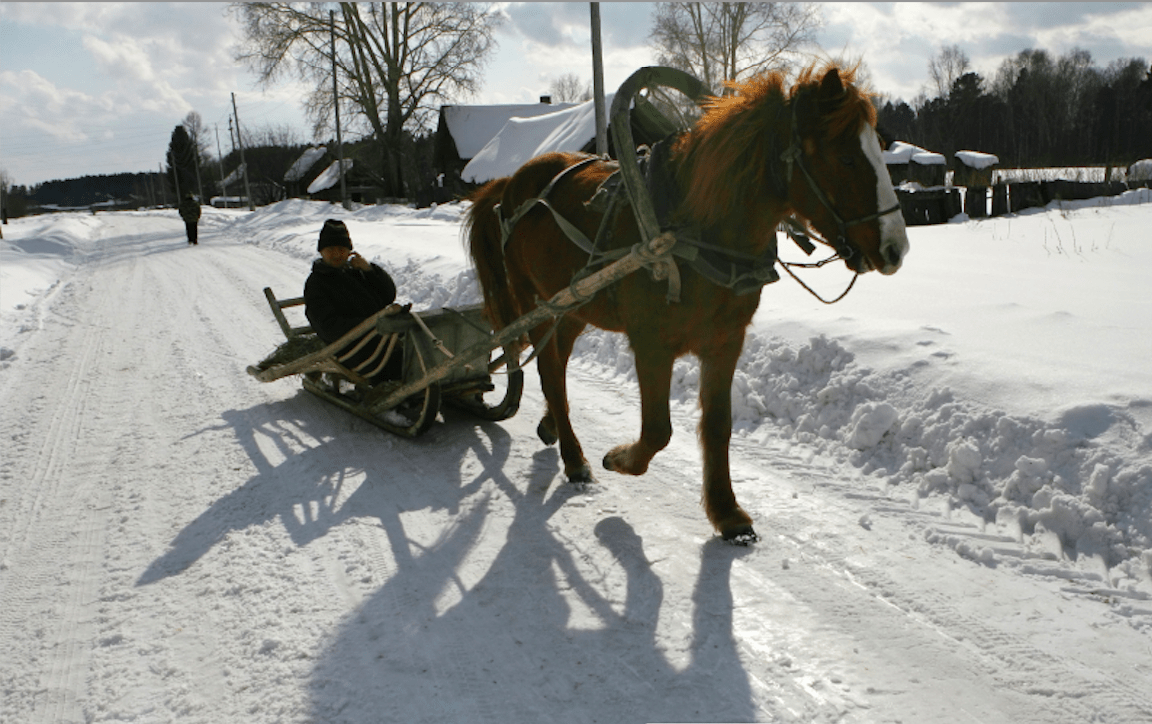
(166, 125), (198, 199)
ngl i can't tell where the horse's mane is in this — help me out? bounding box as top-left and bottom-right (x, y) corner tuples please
(674, 61), (876, 227)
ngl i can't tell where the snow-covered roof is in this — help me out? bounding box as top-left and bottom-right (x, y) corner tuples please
(911, 151), (946, 166)
(440, 100), (576, 160)
(442, 102), (577, 160)
(285, 147), (327, 182)
(461, 95), (613, 184)
(955, 150), (999, 169)
(1129, 159), (1152, 182)
(882, 141), (926, 165)
(308, 159), (353, 194)
(219, 163), (246, 188)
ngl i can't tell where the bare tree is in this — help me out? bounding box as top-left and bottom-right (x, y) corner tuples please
(927, 44), (971, 99)
(244, 123), (304, 148)
(549, 73), (591, 103)
(231, 2), (502, 196)
(649, 2), (822, 94)
(182, 112), (209, 158)
(181, 111), (211, 198)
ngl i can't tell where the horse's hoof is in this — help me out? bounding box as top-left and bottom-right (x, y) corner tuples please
(721, 525), (759, 546)
(601, 446), (649, 476)
(537, 419), (558, 446)
(566, 463), (594, 485)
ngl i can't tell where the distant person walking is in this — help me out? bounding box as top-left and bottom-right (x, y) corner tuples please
(179, 193), (201, 245)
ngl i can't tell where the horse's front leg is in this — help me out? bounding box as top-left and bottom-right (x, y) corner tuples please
(533, 316), (592, 483)
(698, 339), (756, 542)
(603, 342), (674, 476)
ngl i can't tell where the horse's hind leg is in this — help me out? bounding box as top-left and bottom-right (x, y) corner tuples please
(698, 338), (756, 542)
(533, 316), (592, 483)
(603, 341), (674, 476)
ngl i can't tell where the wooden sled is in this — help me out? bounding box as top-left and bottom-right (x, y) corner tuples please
(248, 231), (677, 437)
(247, 288), (523, 437)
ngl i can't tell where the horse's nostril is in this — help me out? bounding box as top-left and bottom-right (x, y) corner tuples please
(884, 245), (902, 267)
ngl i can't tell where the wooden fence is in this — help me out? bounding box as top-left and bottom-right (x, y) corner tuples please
(890, 151), (1146, 225)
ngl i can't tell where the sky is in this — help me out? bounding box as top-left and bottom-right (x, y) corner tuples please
(2, 2), (1151, 189)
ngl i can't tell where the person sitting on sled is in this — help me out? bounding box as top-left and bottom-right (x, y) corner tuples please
(304, 219), (406, 381)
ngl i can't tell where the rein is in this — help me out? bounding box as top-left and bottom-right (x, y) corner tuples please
(775, 215), (859, 305)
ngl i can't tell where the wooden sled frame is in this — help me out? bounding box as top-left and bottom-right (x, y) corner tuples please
(248, 289), (524, 437)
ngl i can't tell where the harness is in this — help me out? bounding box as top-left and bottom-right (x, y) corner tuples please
(494, 150), (779, 304)
(493, 96), (902, 306)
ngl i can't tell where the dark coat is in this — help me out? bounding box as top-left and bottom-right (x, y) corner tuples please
(304, 259), (397, 344)
(178, 196), (201, 223)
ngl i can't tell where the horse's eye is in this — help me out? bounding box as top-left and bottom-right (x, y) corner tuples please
(840, 155), (855, 167)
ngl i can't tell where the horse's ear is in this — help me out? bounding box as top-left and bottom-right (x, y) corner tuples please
(820, 68), (845, 98)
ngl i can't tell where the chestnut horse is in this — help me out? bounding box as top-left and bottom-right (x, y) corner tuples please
(465, 63), (909, 541)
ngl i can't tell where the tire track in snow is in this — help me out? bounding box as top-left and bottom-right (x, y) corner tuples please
(736, 430), (1152, 722)
(731, 432), (1152, 722)
(557, 357), (1152, 722)
(0, 240), (121, 724)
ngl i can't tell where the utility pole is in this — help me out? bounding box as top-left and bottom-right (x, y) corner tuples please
(231, 92), (255, 211)
(590, 2), (608, 157)
(215, 124), (228, 205)
(331, 10), (349, 210)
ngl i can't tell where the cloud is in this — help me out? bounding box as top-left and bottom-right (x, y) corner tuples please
(818, 1), (1152, 102)
(503, 2), (653, 53)
(0, 69), (115, 141)
(82, 34), (158, 84)
(491, 1), (657, 102)
(999, 1), (1137, 31)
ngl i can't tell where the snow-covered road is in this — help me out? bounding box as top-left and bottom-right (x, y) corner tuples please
(1, 207), (1150, 723)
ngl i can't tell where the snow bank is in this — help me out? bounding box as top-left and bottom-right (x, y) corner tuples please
(0, 214), (99, 319)
(1130, 159), (1152, 182)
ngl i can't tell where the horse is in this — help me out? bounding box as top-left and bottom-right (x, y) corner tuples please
(464, 62), (909, 542)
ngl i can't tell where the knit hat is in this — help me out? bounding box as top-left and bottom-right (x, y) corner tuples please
(317, 219), (352, 251)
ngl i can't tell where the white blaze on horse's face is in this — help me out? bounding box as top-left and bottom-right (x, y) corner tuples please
(860, 127), (909, 275)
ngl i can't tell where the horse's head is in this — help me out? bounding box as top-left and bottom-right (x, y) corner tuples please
(785, 64), (909, 275)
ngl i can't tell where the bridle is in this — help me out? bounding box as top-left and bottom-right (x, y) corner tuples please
(778, 102), (902, 269)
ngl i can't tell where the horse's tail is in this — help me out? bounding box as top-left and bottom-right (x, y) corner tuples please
(464, 177), (520, 330)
